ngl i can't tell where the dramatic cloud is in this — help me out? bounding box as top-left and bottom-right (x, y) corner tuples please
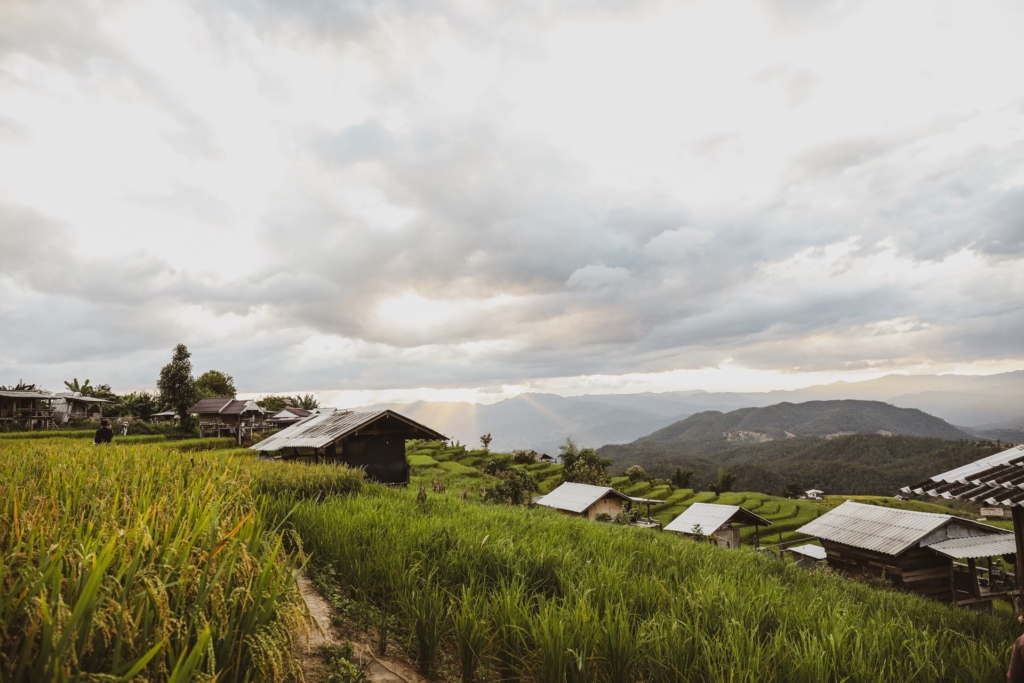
(1, 0), (1023, 400)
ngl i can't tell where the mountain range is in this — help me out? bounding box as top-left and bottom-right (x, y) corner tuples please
(362, 371), (1024, 453)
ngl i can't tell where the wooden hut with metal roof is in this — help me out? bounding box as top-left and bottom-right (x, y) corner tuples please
(189, 397), (266, 438)
(534, 482), (634, 520)
(250, 409), (446, 485)
(0, 390), (56, 430)
(664, 502), (771, 549)
(901, 443), (1024, 598)
(799, 500), (1016, 610)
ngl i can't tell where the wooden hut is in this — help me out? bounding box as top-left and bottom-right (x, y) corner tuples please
(50, 394), (111, 424)
(799, 500), (1016, 610)
(250, 409), (446, 485)
(0, 390), (55, 430)
(664, 502), (771, 549)
(189, 398), (265, 438)
(534, 482), (633, 520)
(785, 544), (827, 568)
(901, 444), (1024, 599)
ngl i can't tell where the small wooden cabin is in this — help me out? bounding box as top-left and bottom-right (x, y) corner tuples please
(535, 482), (632, 520)
(664, 502), (771, 549)
(786, 544), (827, 568)
(251, 409), (446, 485)
(51, 394), (111, 424)
(799, 501), (1016, 610)
(190, 398), (265, 436)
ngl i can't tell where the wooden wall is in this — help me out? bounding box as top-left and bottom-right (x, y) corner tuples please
(820, 540), (954, 602)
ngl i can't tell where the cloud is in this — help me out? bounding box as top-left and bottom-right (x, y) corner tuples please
(0, 0), (1023, 397)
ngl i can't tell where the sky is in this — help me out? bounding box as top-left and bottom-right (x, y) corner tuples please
(1, 0), (1023, 405)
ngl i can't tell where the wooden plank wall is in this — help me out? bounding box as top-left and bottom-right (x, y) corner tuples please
(821, 540), (953, 602)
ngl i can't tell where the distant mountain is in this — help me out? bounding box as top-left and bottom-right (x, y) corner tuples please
(641, 400), (970, 444)
(359, 371), (1023, 453)
(598, 434), (1008, 497)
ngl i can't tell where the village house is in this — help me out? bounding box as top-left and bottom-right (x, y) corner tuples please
(534, 482), (634, 520)
(901, 443), (1024, 600)
(664, 502), (772, 549)
(804, 489), (824, 500)
(51, 393), (111, 424)
(534, 482), (663, 524)
(150, 410), (178, 424)
(0, 390), (56, 430)
(189, 397), (266, 438)
(798, 500), (1016, 611)
(251, 409), (446, 485)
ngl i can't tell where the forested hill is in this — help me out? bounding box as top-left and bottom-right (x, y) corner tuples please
(599, 434), (1009, 497)
(640, 399), (970, 443)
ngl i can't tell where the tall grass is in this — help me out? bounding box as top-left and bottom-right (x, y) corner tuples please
(274, 487), (1017, 683)
(0, 439), (361, 681)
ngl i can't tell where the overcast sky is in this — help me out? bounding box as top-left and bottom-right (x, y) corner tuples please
(1, 0), (1023, 404)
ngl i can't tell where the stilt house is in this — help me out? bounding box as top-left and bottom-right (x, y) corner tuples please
(0, 390), (55, 429)
(798, 500), (1016, 610)
(189, 398), (265, 437)
(250, 409), (446, 485)
(663, 502), (771, 549)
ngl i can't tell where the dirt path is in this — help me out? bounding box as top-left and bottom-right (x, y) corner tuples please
(293, 572), (430, 683)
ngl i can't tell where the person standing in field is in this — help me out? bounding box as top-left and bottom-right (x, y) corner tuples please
(120, 422), (128, 436)
(94, 419), (114, 445)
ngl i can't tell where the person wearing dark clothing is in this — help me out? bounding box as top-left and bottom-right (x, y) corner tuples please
(94, 419), (114, 445)
(1008, 633), (1024, 683)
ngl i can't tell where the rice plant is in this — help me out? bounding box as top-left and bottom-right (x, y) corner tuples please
(275, 486), (1019, 683)
(0, 438), (361, 682)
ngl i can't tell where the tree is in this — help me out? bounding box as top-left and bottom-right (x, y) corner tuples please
(625, 465), (649, 483)
(64, 378), (92, 395)
(671, 467), (694, 489)
(292, 393), (319, 410)
(486, 468), (538, 505)
(782, 482), (803, 499)
(114, 392), (158, 420)
(480, 433), (493, 452)
(157, 344), (196, 426)
(559, 438), (612, 486)
(194, 370), (237, 398)
(0, 380), (36, 391)
(256, 395), (289, 412)
(709, 468), (736, 495)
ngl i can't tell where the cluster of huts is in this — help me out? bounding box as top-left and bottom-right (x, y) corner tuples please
(0, 390), (110, 429)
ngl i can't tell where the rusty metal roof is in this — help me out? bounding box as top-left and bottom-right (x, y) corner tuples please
(251, 409), (446, 452)
(190, 397), (234, 414)
(664, 502), (771, 535)
(901, 445), (1024, 507)
(798, 501), (1003, 556)
(534, 482), (632, 514)
(927, 533), (1017, 559)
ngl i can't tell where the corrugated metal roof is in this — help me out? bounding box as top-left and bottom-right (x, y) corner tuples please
(901, 445), (1024, 507)
(927, 533), (1017, 559)
(534, 482), (631, 514)
(797, 501), (1003, 556)
(664, 502), (771, 535)
(787, 544), (827, 560)
(190, 397), (234, 414)
(220, 400), (263, 415)
(251, 409), (446, 451)
(0, 390), (52, 399)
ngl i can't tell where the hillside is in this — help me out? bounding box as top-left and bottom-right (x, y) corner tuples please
(641, 400), (970, 443)
(600, 434), (1008, 497)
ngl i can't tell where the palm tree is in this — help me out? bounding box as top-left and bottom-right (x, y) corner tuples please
(63, 378), (92, 395)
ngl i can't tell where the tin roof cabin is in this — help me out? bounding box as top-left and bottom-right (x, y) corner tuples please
(798, 500), (1016, 611)
(189, 397), (265, 438)
(0, 390), (56, 430)
(251, 409), (446, 485)
(535, 482), (633, 520)
(664, 502), (772, 550)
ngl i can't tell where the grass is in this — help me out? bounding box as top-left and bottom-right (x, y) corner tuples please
(273, 485), (1018, 683)
(0, 437), (363, 681)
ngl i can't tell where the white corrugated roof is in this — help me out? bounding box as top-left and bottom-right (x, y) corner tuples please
(534, 482), (630, 514)
(787, 544), (827, 560)
(927, 534), (1017, 559)
(664, 502), (771, 535)
(798, 501), (1003, 556)
(928, 444), (1024, 483)
(251, 409), (446, 451)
